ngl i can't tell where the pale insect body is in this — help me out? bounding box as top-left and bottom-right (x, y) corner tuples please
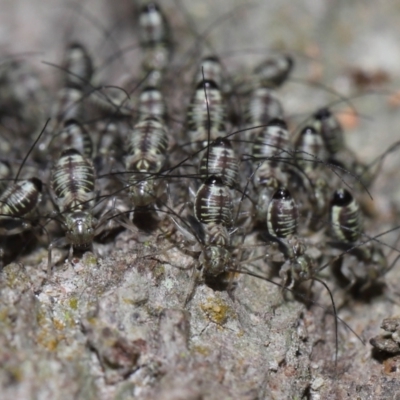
(186, 79), (227, 152)
(249, 118), (291, 225)
(63, 42), (94, 90)
(48, 119), (93, 160)
(48, 148), (101, 273)
(198, 137), (239, 189)
(0, 178), (43, 236)
(245, 87), (284, 143)
(312, 107), (344, 157)
(0, 177), (43, 267)
(327, 188), (388, 291)
(138, 2), (172, 87)
(37, 87), (85, 158)
(264, 186), (316, 288)
(194, 56), (224, 89)
(293, 125), (331, 229)
(234, 53), (295, 94)
(194, 176), (233, 227)
(172, 175), (238, 301)
(254, 54), (294, 88)
(125, 115), (169, 209)
(311, 107), (373, 188)
(137, 86), (167, 122)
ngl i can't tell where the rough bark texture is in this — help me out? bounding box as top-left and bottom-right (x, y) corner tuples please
(1, 1), (400, 399)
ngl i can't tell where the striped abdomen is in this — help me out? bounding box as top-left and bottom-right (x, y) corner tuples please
(186, 80), (226, 146)
(252, 118), (291, 167)
(51, 148), (95, 213)
(198, 137), (239, 188)
(194, 176), (233, 226)
(0, 178), (42, 219)
(329, 188), (362, 243)
(267, 187), (298, 239)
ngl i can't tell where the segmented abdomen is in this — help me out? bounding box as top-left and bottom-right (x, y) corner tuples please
(194, 176), (233, 226)
(125, 116), (169, 173)
(51, 148), (95, 213)
(0, 178), (42, 218)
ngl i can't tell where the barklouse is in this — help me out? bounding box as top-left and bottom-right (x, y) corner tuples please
(124, 115), (169, 211)
(327, 188), (393, 292)
(264, 186), (315, 288)
(48, 119), (93, 160)
(186, 79), (227, 153)
(62, 42), (94, 90)
(0, 177), (43, 267)
(198, 136), (239, 189)
(48, 148), (104, 273)
(171, 175), (239, 303)
(248, 118), (292, 226)
(138, 2), (172, 88)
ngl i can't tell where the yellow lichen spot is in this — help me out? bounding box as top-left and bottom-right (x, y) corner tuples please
(200, 297), (232, 325)
(192, 345), (210, 356)
(84, 253), (98, 267)
(152, 264), (165, 281)
(0, 308), (9, 323)
(36, 331), (59, 352)
(6, 366), (23, 383)
(69, 297), (78, 310)
(36, 309), (47, 327)
(53, 319), (65, 331)
(122, 297), (136, 305)
(63, 310), (76, 327)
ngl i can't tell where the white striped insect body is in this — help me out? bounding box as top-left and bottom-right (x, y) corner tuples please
(136, 86), (167, 122)
(249, 118), (291, 225)
(186, 79), (227, 153)
(245, 87), (285, 144)
(293, 125), (331, 230)
(48, 119), (93, 160)
(312, 108), (344, 157)
(172, 175), (237, 301)
(138, 2), (172, 87)
(0, 177), (43, 236)
(0, 177), (43, 267)
(48, 148), (104, 273)
(265, 187), (315, 288)
(63, 42), (94, 90)
(198, 137), (239, 189)
(124, 115), (169, 211)
(327, 188), (389, 292)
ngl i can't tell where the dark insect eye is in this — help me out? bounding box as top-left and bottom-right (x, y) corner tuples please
(331, 189), (353, 207)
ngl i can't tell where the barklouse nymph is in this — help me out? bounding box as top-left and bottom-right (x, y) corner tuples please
(62, 42), (94, 90)
(293, 124), (331, 230)
(326, 188), (395, 292)
(0, 177), (43, 267)
(136, 85), (168, 122)
(124, 115), (169, 212)
(171, 175), (238, 303)
(138, 2), (172, 88)
(263, 186), (316, 288)
(48, 119), (93, 160)
(198, 136), (239, 189)
(186, 79), (227, 153)
(48, 148), (105, 274)
(247, 118), (292, 226)
(233, 53), (295, 94)
(245, 86), (285, 143)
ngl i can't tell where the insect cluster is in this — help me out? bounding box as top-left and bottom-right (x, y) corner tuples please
(1, 0), (400, 398)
